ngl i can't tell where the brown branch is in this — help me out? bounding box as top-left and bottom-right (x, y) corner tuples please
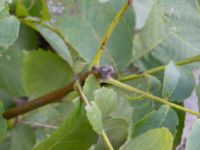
(3, 71), (94, 120)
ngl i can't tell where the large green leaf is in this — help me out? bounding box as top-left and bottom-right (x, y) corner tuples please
(0, 0), (12, 11)
(86, 102), (103, 135)
(23, 49), (73, 98)
(53, 0), (135, 71)
(162, 62), (195, 102)
(10, 124), (36, 150)
(133, 0), (200, 70)
(0, 49), (24, 96)
(133, 0), (155, 29)
(95, 118), (128, 150)
(94, 87), (118, 118)
(0, 7), (20, 54)
(33, 103), (97, 150)
(0, 102), (7, 143)
(120, 128), (173, 150)
(27, 23), (73, 67)
(186, 119), (200, 150)
(132, 105), (178, 138)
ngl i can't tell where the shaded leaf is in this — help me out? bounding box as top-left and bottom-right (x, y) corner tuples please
(28, 23), (73, 67)
(0, 49), (24, 96)
(94, 87), (118, 118)
(86, 102), (103, 135)
(132, 105), (178, 137)
(0, 13), (20, 53)
(53, 0), (135, 71)
(133, 0), (155, 29)
(10, 124), (36, 150)
(95, 118), (128, 150)
(162, 62), (195, 102)
(186, 119), (200, 150)
(133, 0), (200, 70)
(145, 74), (161, 93)
(23, 49), (73, 98)
(33, 103), (97, 150)
(120, 128), (173, 150)
(162, 62), (180, 98)
(0, 102), (7, 143)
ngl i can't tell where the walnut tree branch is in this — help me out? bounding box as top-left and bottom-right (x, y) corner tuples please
(3, 70), (95, 120)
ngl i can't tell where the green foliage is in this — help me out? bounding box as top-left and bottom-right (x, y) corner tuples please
(33, 103), (96, 150)
(0, 102), (6, 142)
(133, 0), (200, 69)
(94, 87), (118, 118)
(0, 13), (19, 54)
(0, 0), (200, 150)
(162, 62), (195, 102)
(10, 124), (36, 150)
(186, 119), (200, 150)
(23, 49), (72, 97)
(54, 0), (135, 71)
(86, 102), (103, 135)
(132, 105), (178, 137)
(120, 128), (173, 150)
(0, 49), (24, 96)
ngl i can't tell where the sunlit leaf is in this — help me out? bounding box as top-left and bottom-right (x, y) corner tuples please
(120, 128), (173, 150)
(23, 49), (73, 98)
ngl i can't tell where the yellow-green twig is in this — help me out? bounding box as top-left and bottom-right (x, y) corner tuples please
(119, 54), (200, 82)
(90, 0), (131, 68)
(75, 81), (114, 150)
(105, 78), (200, 118)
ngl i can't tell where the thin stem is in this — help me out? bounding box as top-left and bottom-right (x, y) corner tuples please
(74, 80), (90, 106)
(75, 81), (114, 150)
(20, 121), (59, 129)
(102, 131), (114, 150)
(105, 78), (200, 117)
(90, 0), (131, 68)
(119, 54), (200, 82)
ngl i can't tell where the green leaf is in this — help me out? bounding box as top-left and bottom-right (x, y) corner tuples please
(0, 0), (12, 11)
(23, 49), (73, 98)
(0, 102), (7, 143)
(120, 128), (173, 150)
(186, 119), (200, 150)
(95, 118), (128, 150)
(0, 15), (20, 53)
(162, 62), (195, 102)
(10, 124), (36, 150)
(162, 62), (180, 98)
(83, 75), (100, 101)
(133, 0), (200, 70)
(53, 0), (135, 71)
(33, 103), (97, 150)
(16, 0), (29, 17)
(28, 23), (73, 67)
(132, 100), (154, 130)
(41, 0), (50, 20)
(0, 49), (24, 96)
(145, 74), (161, 93)
(94, 87), (118, 118)
(86, 102), (103, 135)
(134, 0), (155, 29)
(132, 105), (178, 137)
